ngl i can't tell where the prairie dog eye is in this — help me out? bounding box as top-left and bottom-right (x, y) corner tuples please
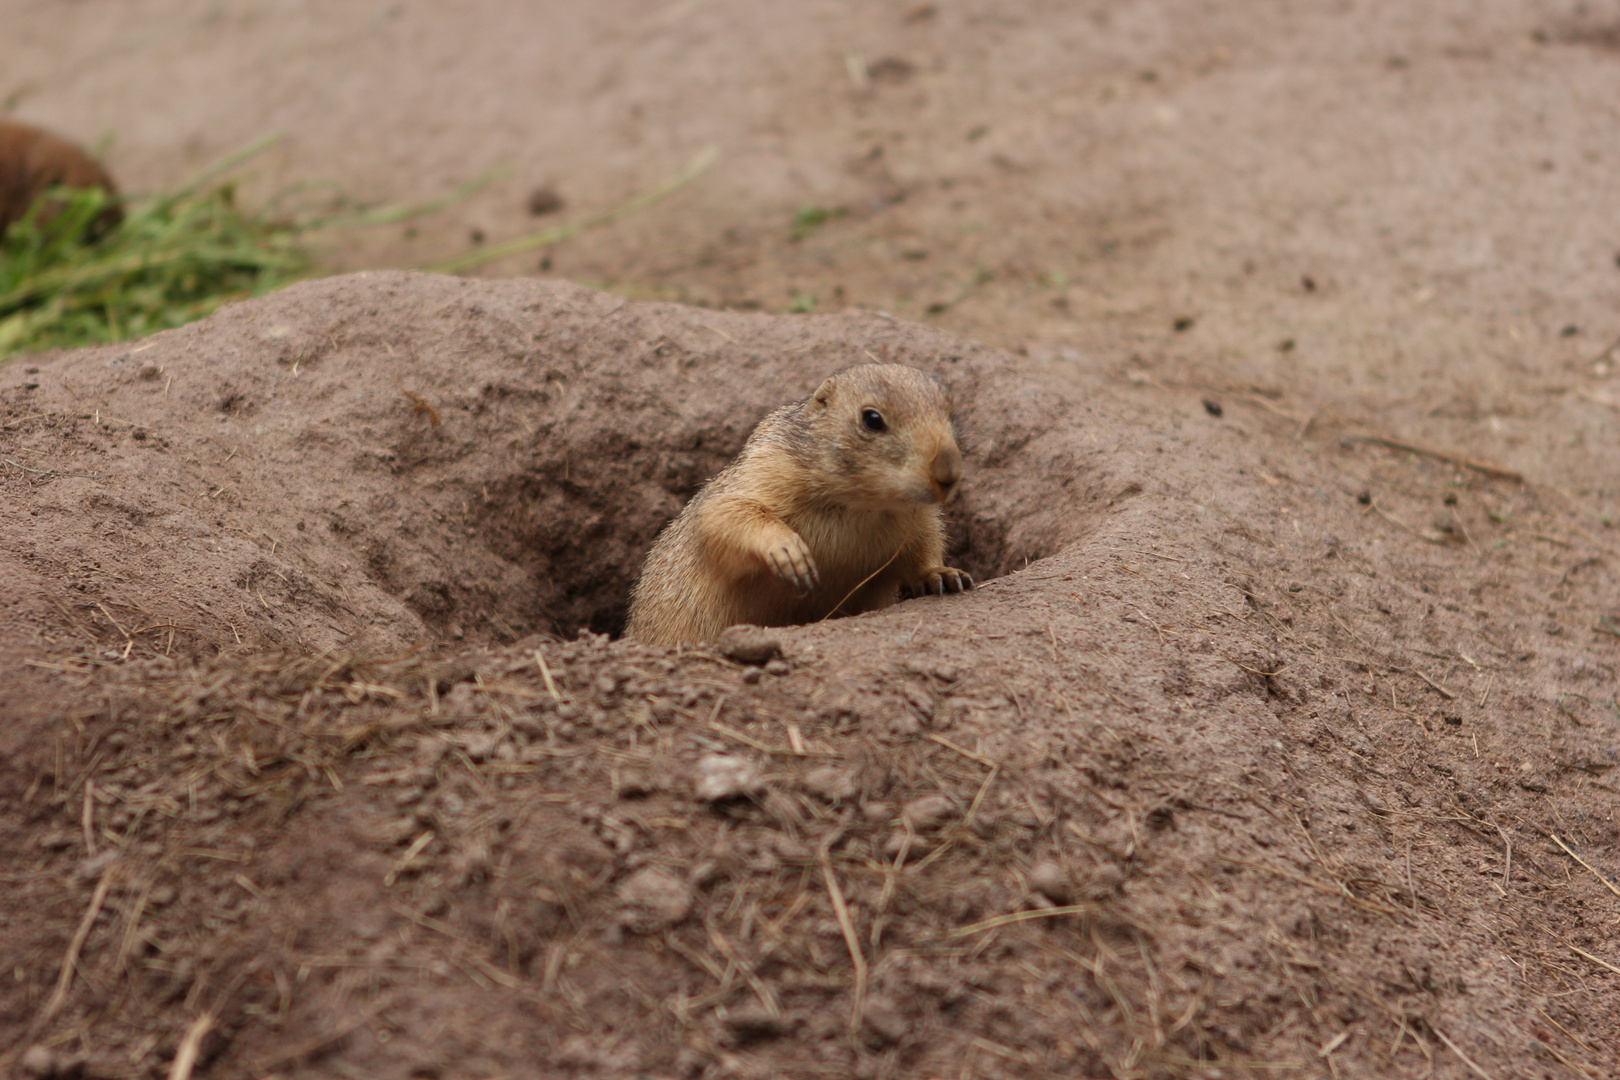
(860, 408), (887, 433)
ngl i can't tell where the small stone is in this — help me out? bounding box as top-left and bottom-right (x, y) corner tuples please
(19, 1046), (84, 1080)
(1084, 861), (1126, 899)
(461, 731), (499, 761)
(884, 712), (921, 737)
(882, 831), (934, 859)
(137, 363), (161, 381)
(616, 765), (656, 798)
(1029, 860), (1074, 905)
(764, 658), (790, 677)
(741, 667), (763, 684)
(717, 625), (783, 665)
(901, 794), (954, 831)
(72, 849), (119, 881)
(692, 754), (762, 802)
(861, 995), (909, 1046)
(616, 865), (693, 928)
(19, 1047), (56, 1079)
(526, 187), (564, 215)
(901, 658), (958, 682)
(803, 765), (859, 802)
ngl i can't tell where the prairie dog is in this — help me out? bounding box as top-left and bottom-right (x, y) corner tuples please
(0, 118), (122, 238)
(626, 364), (972, 645)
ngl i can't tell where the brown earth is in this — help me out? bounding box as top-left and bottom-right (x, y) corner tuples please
(3, 2), (1620, 1079)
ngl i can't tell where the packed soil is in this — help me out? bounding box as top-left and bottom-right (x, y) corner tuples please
(3, 3), (1620, 1080)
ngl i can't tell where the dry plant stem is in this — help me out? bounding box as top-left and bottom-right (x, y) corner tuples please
(166, 1013), (215, 1080)
(249, 997), (397, 1075)
(820, 852), (866, 1035)
(820, 540), (903, 621)
(1549, 834), (1620, 900)
(949, 904), (1091, 938)
(428, 145), (719, 273)
(383, 830), (435, 887)
(3, 458), (102, 479)
(1318, 1030), (1351, 1057)
(927, 733), (1000, 768)
(1566, 943), (1620, 977)
(40, 861), (118, 1024)
(1430, 1024), (1498, 1080)
(1351, 434), (1525, 482)
(1396, 665), (1457, 700)
(532, 649), (564, 702)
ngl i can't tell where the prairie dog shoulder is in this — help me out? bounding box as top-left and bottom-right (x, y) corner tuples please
(626, 363), (973, 645)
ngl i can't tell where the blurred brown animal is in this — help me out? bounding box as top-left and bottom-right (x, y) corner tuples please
(0, 118), (123, 239)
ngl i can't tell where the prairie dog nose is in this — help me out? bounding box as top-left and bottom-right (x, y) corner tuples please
(930, 439), (963, 502)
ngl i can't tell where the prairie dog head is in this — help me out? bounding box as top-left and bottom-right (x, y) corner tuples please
(804, 364), (962, 511)
(0, 118), (123, 237)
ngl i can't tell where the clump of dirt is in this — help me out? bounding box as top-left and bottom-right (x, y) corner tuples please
(2, 274), (1619, 1079)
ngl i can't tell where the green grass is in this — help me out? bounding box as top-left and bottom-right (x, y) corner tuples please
(0, 136), (324, 358)
(789, 204), (845, 241)
(0, 183), (308, 358)
(0, 139), (719, 359)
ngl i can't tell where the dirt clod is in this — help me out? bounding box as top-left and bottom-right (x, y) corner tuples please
(17, 1047), (84, 1080)
(802, 764), (859, 802)
(615, 865), (693, 929)
(691, 754), (763, 802)
(716, 626), (784, 665)
(901, 793), (954, 831)
(861, 995), (910, 1046)
(1028, 859), (1074, 905)
(525, 187), (563, 216)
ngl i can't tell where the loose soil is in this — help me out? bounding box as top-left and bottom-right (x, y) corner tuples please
(3, 3), (1619, 1080)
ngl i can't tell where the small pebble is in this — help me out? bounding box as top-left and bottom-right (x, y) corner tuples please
(764, 658), (790, 677)
(691, 754), (762, 802)
(526, 187), (564, 215)
(901, 793), (954, 831)
(861, 995), (909, 1046)
(616, 765), (656, 798)
(616, 866), (692, 928)
(1029, 860), (1074, 905)
(803, 764), (859, 802)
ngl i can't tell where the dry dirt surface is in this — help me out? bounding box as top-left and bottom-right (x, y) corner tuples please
(4, 2), (1620, 1080)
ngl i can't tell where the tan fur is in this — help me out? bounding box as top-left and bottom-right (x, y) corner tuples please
(626, 364), (973, 645)
(0, 118), (122, 238)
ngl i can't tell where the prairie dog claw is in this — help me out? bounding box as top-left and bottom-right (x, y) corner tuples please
(766, 535), (821, 595)
(901, 566), (973, 600)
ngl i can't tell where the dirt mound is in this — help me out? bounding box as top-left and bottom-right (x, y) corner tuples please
(2, 274), (1619, 1078)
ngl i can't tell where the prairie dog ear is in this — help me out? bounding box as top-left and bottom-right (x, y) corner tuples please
(811, 376), (837, 407)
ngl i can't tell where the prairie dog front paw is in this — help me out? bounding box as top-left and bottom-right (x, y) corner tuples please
(766, 534), (821, 595)
(900, 566), (974, 599)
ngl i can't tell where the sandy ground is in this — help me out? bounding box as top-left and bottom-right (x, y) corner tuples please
(2, 2), (1619, 1078)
